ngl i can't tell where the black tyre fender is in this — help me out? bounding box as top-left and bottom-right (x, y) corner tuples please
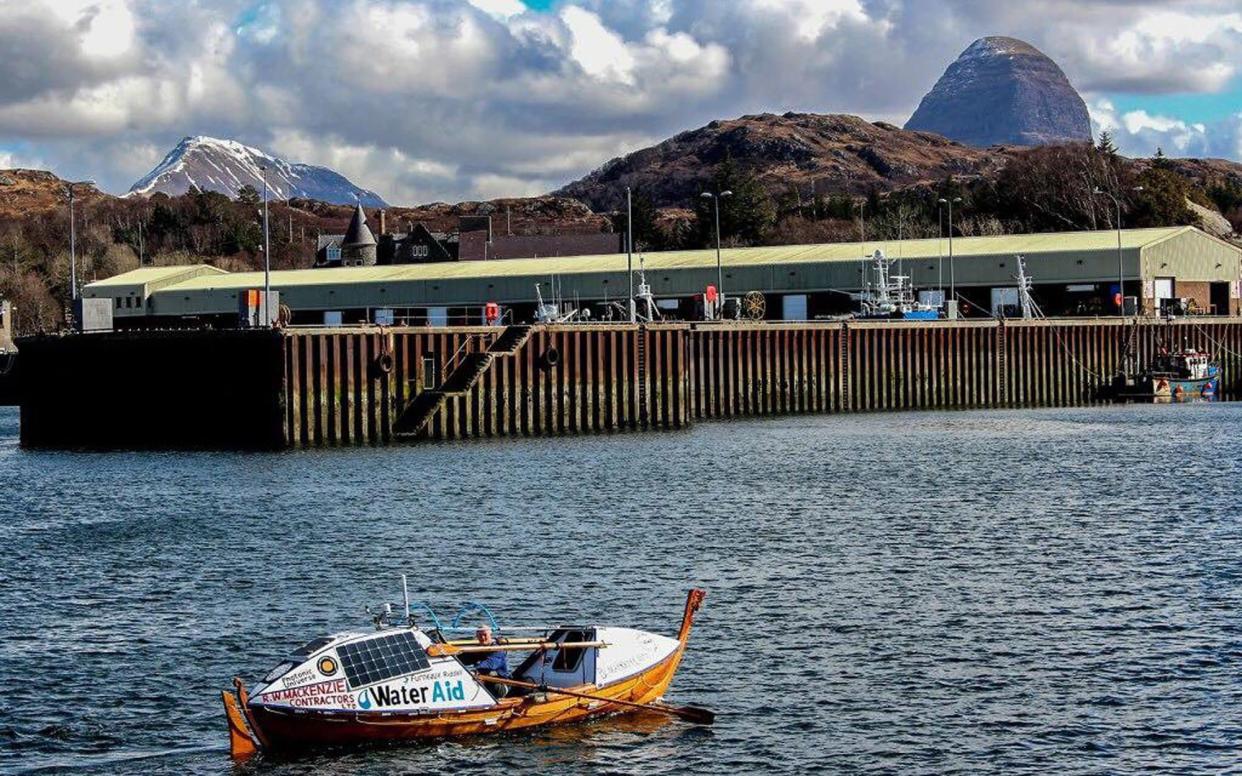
(370, 352), (394, 379)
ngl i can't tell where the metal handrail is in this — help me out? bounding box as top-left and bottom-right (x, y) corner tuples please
(445, 333), (486, 368)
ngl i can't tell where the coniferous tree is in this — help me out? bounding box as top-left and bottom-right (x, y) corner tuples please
(692, 155), (775, 247)
(613, 188), (662, 251)
(236, 184), (260, 205)
(1096, 130), (1118, 157)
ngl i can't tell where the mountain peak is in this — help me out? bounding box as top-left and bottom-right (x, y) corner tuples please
(128, 136), (389, 207)
(965, 36), (1042, 58)
(905, 36), (1092, 148)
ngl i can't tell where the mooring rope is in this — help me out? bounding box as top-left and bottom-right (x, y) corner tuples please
(1191, 322), (1242, 361)
(1039, 322), (1107, 380)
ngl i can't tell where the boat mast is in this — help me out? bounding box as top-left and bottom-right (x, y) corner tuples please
(1015, 255), (1035, 319)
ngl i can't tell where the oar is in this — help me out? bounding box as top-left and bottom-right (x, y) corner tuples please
(475, 674), (715, 725)
(427, 640), (607, 657)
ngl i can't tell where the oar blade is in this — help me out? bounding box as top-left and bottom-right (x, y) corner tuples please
(666, 704), (715, 725)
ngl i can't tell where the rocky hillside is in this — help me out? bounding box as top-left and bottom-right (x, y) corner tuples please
(287, 195), (611, 236)
(129, 136), (389, 207)
(0, 169), (108, 217)
(905, 36), (1093, 148)
(557, 112), (1007, 212)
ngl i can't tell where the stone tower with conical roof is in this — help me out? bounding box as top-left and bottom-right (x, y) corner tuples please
(341, 204), (377, 266)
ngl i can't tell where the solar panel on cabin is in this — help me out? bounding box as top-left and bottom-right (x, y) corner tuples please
(338, 631), (431, 689)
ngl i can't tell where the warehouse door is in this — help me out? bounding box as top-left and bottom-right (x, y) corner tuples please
(782, 295), (808, 321)
(1210, 282), (1229, 315)
(1154, 277), (1175, 314)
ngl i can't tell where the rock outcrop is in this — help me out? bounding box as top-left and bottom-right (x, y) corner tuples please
(905, 37), (1093, 148)
(556, 112), (1004, 211)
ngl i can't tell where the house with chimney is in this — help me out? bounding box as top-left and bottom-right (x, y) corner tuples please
(315, 208), (621, 267)
(316, 204), (377, 267)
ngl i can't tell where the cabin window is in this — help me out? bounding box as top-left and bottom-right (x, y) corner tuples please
(292, 636), (334, 657)
(327, 246), (341, 261)
(552, 629), (589, 672)
(263, 661), (296, 683)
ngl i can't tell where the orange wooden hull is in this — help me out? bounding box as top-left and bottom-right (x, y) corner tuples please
(249, 645), (685, 749)
(227, 589), (705, 754)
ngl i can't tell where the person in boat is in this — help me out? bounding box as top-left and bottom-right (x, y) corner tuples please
(464, 625), (511, 697)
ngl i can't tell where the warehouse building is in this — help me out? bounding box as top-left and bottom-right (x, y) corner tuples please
(85, 226), (1242, 327)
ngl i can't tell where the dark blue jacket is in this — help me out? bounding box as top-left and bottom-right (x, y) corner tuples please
(473, 649), (510, 677)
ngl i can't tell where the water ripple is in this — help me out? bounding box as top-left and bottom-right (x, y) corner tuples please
(2, 404), (1241, 774)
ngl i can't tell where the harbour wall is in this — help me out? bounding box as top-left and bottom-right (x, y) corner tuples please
(18, 331), (284, 449)
(0, 355), (16, 406)
(16, 318), (1242, 449)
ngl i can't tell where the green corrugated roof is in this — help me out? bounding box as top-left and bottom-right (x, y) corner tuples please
(90, 226), (1209, 293)
(87, 264), (229, 288)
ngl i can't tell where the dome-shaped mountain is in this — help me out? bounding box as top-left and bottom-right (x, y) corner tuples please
(905, 37), (1092, 148)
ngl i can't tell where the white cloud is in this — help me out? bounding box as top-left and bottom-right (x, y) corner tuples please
(0, 0), (1239, 206)
(0, 148), (44, 170)
(750, 0), (868, 40)
(467, 0), (527, 21)
(470, 172), (553, 200)
(561, 6), (637, 84)
(1091, 98), (1242, 160)
(47, 0), (137, 59)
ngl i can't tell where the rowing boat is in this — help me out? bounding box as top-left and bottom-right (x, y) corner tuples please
(222, 587), (708, 757)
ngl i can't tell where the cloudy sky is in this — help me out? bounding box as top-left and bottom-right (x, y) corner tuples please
(1, 0), (1239, 205)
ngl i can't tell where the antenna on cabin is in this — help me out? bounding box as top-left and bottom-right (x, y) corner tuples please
(401, 574), (410, 623)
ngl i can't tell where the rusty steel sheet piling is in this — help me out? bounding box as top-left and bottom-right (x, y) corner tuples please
(279, 324), (691, 447)
(13, 318), (1242, 449)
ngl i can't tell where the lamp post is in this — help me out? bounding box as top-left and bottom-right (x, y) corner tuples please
(261, 166), (272, 327)
(626, 186), (634, 322)
(936, 200), (944, 302)
(64, 179), (95, 307)
(1094, 186), (1144, 316)
(700, 190), (733, 318)
(856, 198), (866, 293)
(938, 197), (962, 304)
(68, 185), (77, 303)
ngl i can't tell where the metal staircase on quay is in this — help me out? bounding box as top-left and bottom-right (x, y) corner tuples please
(393, 325), (532, 439)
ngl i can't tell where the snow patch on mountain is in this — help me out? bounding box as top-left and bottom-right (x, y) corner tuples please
(128, 136), (389, 207)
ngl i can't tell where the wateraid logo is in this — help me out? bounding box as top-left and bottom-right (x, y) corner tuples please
(357, 681), (466, 709)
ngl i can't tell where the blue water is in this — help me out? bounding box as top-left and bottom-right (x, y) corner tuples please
(2, 403), (1241, 774)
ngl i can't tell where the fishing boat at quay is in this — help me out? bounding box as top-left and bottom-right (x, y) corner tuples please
(1111, 317), (1222, 403)
(222, 586), (710, 757)
(1112, 344), (1221, 402)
